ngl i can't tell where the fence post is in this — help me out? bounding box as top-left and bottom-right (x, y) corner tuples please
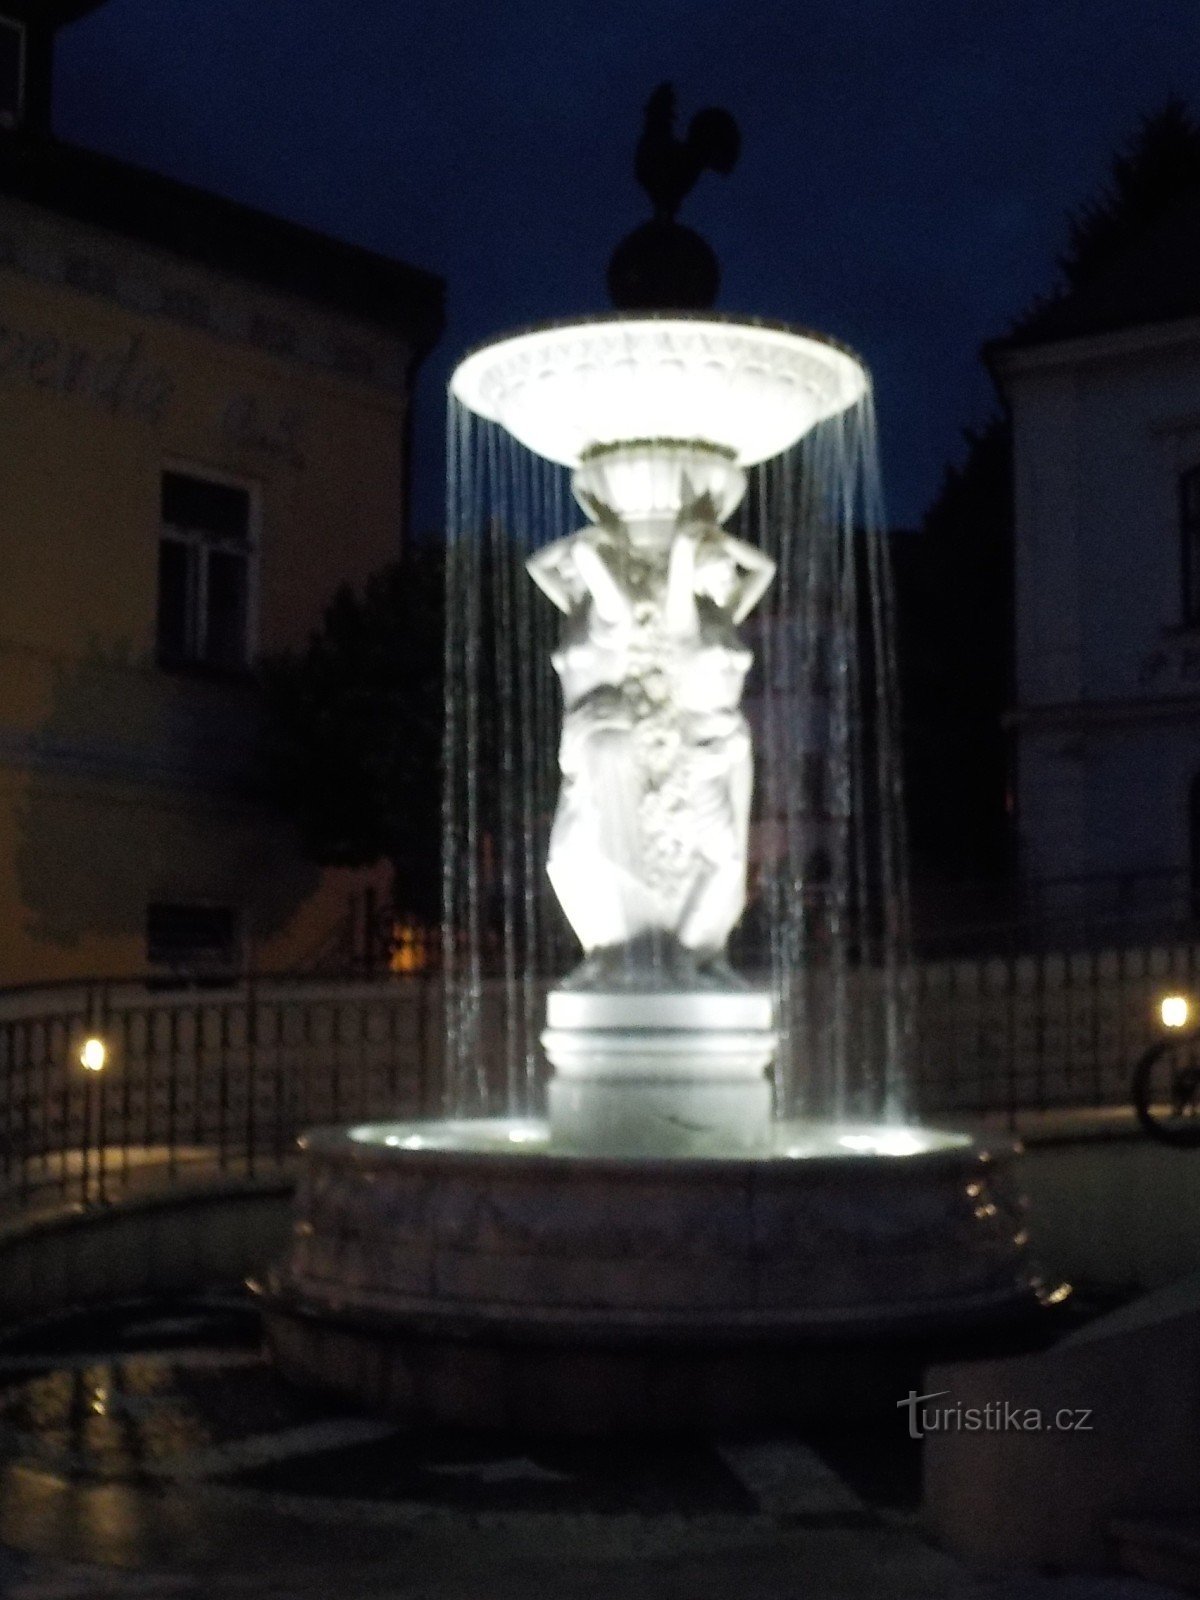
(245, 970), (258, 1178)
(96, 982), (110, 1203)
(1005, 940), (1018, 1134)
(218, 998), (230, 1174)
(82, 1059), (94, 1206)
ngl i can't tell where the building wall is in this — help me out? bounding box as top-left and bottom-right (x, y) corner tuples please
(0, 195), (413, 984)
(1004, 321), (1200, 924)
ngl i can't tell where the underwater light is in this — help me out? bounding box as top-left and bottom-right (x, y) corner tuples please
(837, 1130), (925, 1157)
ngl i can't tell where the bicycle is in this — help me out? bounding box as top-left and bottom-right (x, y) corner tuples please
(1131, 1020), (1200, 1146)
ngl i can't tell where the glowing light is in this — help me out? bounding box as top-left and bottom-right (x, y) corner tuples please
(837, 1130), (926, 1157)
(389, 922), (431, 975)
(507, 1127), (543, 1144)
(79, 1037), (107, 1072)
(1160, 994), (1192, 1029)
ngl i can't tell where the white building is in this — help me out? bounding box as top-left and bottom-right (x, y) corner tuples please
(993, 201), (1200, 931)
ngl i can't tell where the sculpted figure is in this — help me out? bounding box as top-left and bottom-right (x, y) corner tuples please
(528, 502), (774, 979)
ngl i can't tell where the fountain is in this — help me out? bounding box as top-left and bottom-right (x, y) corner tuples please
(262, 88), (1055, 1433)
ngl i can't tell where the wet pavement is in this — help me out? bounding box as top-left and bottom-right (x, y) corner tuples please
(0, 1299), (1181, 1600)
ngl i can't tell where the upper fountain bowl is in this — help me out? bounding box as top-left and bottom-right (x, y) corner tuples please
(450, 314), (869, 469)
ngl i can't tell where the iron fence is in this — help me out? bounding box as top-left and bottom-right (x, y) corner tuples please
(908, 940), (1198, 1120)
(0, 937), (1193, 1216)
(0, 974), (441, 1212)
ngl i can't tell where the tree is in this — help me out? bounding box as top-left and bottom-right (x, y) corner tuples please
(260, 544), (445, 929)
(901, 99), (1200, 895)
(896, 414), (1013, 884)
(1058, 97), (1200, 296)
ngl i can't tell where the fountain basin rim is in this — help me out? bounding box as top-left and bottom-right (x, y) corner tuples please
(451, 310), (867, 376)
(300, 1119), (1012, 1174)
(449, 312), (870, 468)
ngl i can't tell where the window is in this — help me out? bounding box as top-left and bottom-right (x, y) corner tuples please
(0, 17), (23, 129)
(146, 903), (239, 973)
(1181, 466), (1200, 627)
(157, 469), (254, 673)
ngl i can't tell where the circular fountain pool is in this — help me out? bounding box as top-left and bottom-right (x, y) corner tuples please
(262, 1121), (1055, 1435)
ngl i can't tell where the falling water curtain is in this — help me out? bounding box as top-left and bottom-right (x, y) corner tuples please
(442, 388), (912, 1124)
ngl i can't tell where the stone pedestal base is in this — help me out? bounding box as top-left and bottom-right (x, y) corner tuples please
(542, 986), (777, 1155)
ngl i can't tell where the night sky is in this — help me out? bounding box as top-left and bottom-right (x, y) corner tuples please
(51, 0), (1200, 537)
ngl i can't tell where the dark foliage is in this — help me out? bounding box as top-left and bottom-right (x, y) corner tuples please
(896, 415), (1013, 881)
(1059, 97), (1200, 295)
(260, 545), (444, 924)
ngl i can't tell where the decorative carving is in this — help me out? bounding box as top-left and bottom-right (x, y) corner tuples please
(452, 317), (867, 469)
(528, 487), (774, 976)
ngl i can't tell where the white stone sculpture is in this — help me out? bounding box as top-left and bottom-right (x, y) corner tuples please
(451, 319), (869, 1152)
(528, 497), (775, 976)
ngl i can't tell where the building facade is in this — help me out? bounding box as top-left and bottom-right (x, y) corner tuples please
(994, 199), (1200, 932)
(0, 0), (443, 984)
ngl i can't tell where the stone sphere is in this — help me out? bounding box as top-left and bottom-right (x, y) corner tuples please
(607, 220), (720, 311)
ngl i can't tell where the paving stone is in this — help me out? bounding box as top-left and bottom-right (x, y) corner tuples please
(0, 1318), (1185, 1600)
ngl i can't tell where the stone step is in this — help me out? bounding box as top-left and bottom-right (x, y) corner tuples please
(1110, 1512), (1200, 1593)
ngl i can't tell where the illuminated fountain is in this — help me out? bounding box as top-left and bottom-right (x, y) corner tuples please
(263, 90), (1052, 1432)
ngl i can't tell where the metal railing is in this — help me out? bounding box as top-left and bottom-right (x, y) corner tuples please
(0, 935), (1192, 1217)
(0, 973), (441, 1212)
(909, 941), (1197, 1121)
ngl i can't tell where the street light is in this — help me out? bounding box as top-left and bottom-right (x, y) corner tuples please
(80, 1036), (107, 1072)
(1160, 994), (1193, 1030)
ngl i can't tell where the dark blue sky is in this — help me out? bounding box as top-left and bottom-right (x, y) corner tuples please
(53, 0), (1200, 533)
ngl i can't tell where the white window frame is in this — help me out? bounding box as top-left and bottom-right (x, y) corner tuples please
(159, 460), (260, 672)
(0, 16), (25, 131)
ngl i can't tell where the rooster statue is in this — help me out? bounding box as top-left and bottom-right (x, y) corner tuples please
(635, 84), (741, 222)
(607, 84), (741, 311)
